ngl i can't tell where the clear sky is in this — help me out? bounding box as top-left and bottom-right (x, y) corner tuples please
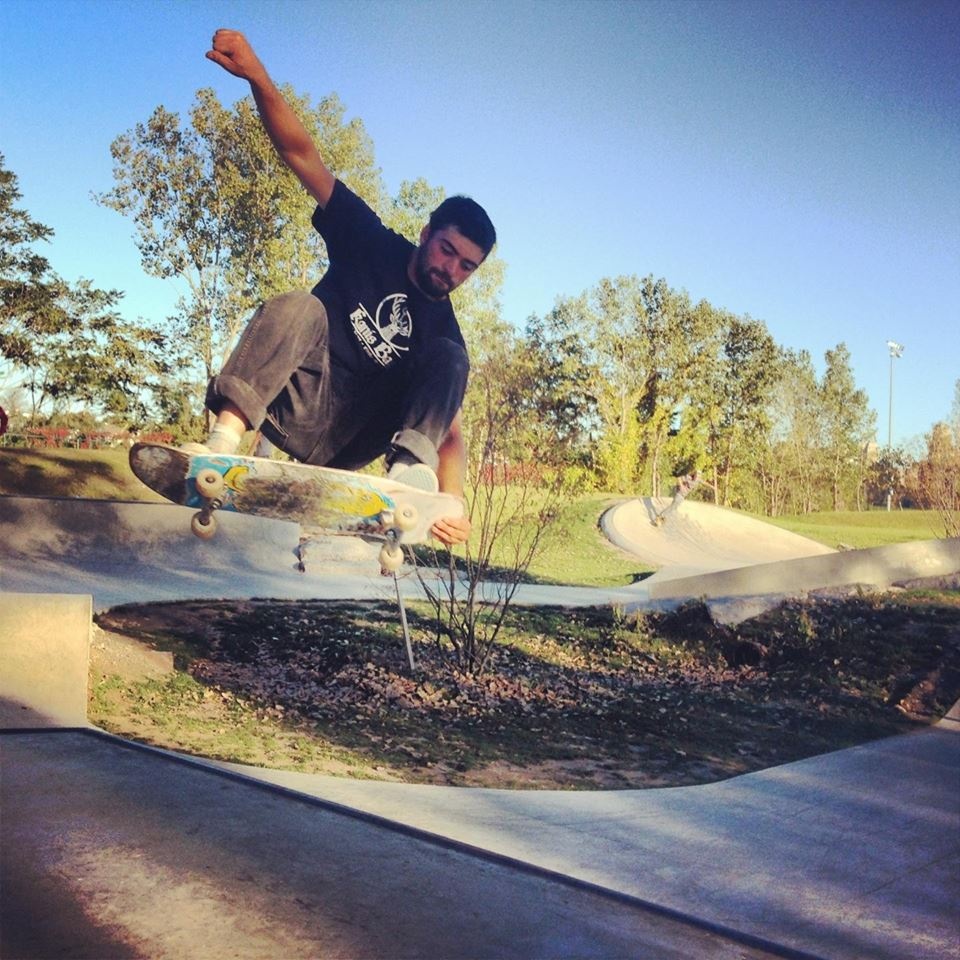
(2, 0), (957, 447)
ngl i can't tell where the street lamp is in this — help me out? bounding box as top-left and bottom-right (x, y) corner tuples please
(885, 340), (904, 510)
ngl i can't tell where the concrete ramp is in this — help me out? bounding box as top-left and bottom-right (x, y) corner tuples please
(644, 537), (960, 601)
(604, 498), (960, 618)
(0, 495), (646, 611)
(0, 496), (397, 610)
(0, 494), (301, 567)
(604, 498), (835, 576)
(0, 593), (91, 728)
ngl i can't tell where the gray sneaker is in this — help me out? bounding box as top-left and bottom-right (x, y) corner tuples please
(388, 461), (439, 493)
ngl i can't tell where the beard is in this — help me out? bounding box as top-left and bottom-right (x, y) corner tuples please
(413, 249), (453, 299)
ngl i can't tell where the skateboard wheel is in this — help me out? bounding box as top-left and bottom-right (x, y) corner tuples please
(195, 468), (225, 499)
(379, 542), (404, 573)
(191, 511), (217, 539)
(393, 503), (419, 532)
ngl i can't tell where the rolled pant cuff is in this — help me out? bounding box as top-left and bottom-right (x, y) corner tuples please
(206, 374), (269, 431)
(389, 429), (439, 471)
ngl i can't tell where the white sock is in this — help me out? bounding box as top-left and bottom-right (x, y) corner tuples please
(206, 423), (242, 454)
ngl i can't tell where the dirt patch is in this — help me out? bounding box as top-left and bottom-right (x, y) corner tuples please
(91, 590), (960, 790)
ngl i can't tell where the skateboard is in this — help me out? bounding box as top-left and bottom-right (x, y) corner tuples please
(129, 442), (463, 572)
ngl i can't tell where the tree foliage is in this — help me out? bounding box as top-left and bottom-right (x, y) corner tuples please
(909, 381), (960, 535)
(96, 87), (383, 389)
(523, 275), (776, 502)
(759, 344), (876, 514)
(1, 154), (63, 367)
(0, 156), (168, 426)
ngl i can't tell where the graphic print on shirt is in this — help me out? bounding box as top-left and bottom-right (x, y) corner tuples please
(349, 293), (413, 368)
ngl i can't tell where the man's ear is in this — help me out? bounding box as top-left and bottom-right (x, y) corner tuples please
(419, 224), (431, 246)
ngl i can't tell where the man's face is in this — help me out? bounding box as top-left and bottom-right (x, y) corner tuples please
(412, 225), (485, 300)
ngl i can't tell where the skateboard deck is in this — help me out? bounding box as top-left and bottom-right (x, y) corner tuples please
(129, 442), (462, 570)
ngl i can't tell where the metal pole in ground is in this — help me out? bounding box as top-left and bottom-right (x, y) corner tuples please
(394, 570), (415, 672)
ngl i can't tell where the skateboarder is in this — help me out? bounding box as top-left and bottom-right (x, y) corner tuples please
(197, 29), (496, 547)
(654, 470), (701, 526)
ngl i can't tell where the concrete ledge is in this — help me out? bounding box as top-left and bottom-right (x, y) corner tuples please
(0, 593), (91, 728)
(647, 537), (960, 601)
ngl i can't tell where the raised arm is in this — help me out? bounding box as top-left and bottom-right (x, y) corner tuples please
(206, 29), (336, 208)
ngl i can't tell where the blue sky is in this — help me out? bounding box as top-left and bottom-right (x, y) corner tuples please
(2, 0), (957, 447)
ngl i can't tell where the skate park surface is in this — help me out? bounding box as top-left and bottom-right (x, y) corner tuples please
(2, 493), (959, 959)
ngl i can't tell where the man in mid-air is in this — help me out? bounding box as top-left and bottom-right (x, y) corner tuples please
(199, 29), (497, 547)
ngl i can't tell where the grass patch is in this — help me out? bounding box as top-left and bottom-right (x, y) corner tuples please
(525, 495), (648, 586)
(0, 448), (165, 501)
(758, 509), (948, 549)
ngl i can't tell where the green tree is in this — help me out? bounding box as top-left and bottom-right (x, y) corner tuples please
(820, 343), (876, 510)
(705, 315), (780, 508)
(0, 153), (61, 368)
(760, 345), (876, 514)
(527, 276), (729, 497)
(911, 382), (960, 536)
(1, 157), (167, 427)
(762, 349), (822, 513)
(97, 87), (384, 395)
(523, 300), (599, 462)
(866, 445), (907, 508)
(641, 290), (721, 498)
(589, 276), (651, 492)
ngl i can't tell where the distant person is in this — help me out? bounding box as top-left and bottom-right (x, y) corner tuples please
(654, 470), (701, 526)
(197, 29), (496, 547)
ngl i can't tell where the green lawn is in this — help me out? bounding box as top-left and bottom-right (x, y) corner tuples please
(759, 509), (949, 550)
(520, 495), (647, 587)
(0, 447), (166, 501)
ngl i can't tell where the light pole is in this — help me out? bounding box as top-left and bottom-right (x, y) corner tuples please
(885, 340), (904, 510)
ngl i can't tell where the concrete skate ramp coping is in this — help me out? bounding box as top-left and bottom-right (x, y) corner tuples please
(605, 498), (960, 610)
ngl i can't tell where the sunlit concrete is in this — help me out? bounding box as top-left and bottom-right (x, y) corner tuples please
(208, 705), (960, 960)
(605, 498), (960, 620)
(603, 497), (835, 577)
(4, 729), (764, 960)
(0, 495), (403, 610)
(0, 593), (91, 728)
(0, 495), (642, 610)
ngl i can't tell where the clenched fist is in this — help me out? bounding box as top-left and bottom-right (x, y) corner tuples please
(205, 29), (266, 83)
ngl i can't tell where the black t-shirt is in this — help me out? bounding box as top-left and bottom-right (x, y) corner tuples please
(311, 181), (465, 375)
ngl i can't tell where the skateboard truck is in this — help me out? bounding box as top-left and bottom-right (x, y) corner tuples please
(191, 468), (227, 540)
(376, 502), (418, 573)
(378, 528), (405, 573)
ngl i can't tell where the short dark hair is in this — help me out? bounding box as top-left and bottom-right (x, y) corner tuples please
(428, 196), (496, 257)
